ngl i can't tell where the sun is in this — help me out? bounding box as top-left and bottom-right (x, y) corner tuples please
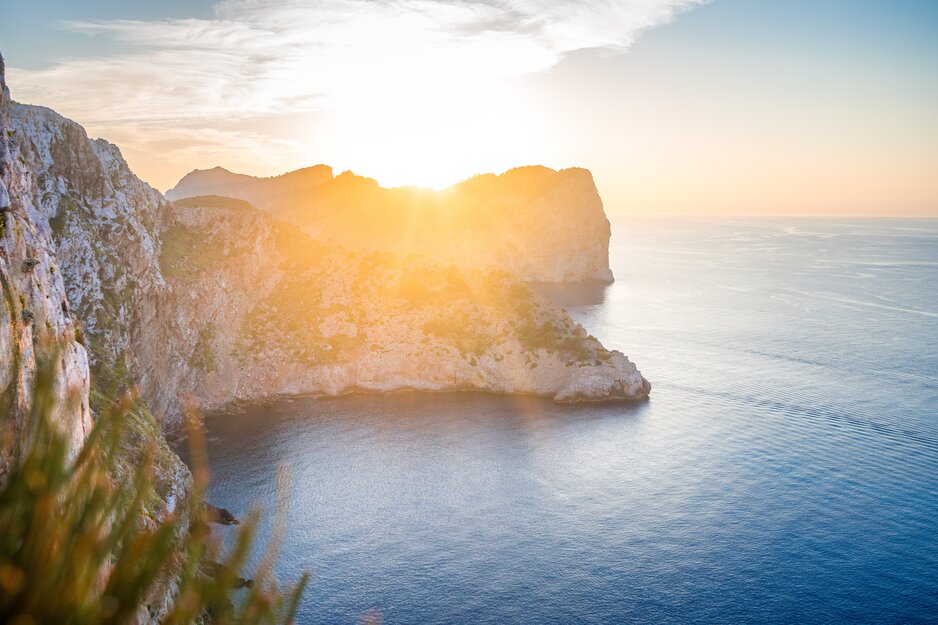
(318, 81), (548, 189)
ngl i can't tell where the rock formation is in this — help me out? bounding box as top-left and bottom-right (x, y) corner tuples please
(159, 196), (648, 411)
(0, 53), (193, 621)
(0, 51), (92, 474)
(3, 77), (180, 419)
(0, 48), (648, 625)
(167, 165), (615, 283)
(1, 53), (647, 432)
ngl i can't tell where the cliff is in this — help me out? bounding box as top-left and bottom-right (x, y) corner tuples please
(0, 52), (92, 474)
(4, 90), (181, 419)
(167, 165), (615, 283)
(0, 49), (188, 568)
(1, 55), (647, 431)
(158, 196), (648, 409)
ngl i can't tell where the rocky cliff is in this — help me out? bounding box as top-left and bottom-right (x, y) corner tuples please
(0, 52), (92, 475)
(167, 165), (615, 283)
(157, 196), (648, 410)
(2, 55), (647, 433)
(2, 79), (182, 422)
(0, 52), (188, 571)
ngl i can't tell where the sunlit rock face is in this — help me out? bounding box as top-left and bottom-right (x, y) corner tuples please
(1, 55), (645, 433)
(167, 165), (615, 283)
(0, 52), (92, 475)
(0, 56), (198, 623)
(3, 89), (182, 421)
(162, 196), (648, 410)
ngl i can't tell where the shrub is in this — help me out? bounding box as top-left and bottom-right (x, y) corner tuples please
(0, 363), (308, 624)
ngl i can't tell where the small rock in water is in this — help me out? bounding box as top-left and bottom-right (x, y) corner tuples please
(205, 503), (240, 525)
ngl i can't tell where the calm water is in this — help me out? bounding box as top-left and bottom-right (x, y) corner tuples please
(194, 218), (938, 624)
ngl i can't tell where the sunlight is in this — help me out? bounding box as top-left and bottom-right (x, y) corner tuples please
(4, 1), (937, 623)
(320, 81), (550, 189)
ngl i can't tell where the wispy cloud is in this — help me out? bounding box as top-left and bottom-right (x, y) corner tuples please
(7, 0), (706, 187)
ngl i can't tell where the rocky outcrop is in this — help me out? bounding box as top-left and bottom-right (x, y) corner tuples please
(1, 54), (192, 620)
(167, 165), (615, 283)
(2, 55), (646, 432)
(2, 79), (183, 419)
(0, 51), (92, 475)
(159, 196), (648, 410)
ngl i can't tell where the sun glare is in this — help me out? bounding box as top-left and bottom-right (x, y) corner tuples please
(319, 81), (549, 189)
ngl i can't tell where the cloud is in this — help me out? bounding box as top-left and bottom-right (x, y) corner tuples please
(6, 0), (706, 187)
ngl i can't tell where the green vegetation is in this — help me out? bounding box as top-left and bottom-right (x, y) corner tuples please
(498, 283), (610, 363)
(0, 363), (308, 624)
(173, 196), (257, 212)
(189, 326), (218, 374)
(159, 226), (230, 279)
(514, 319), (584, 358)
(229, 233), (602, 373)
(423, 315), (491, 358)
(393, 275), (435, 304)
(49, 196), (81, 239)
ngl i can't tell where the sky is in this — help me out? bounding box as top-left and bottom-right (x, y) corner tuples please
(1, 0), (937, 216)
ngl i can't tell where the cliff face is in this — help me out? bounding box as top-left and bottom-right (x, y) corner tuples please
(1, 55), (647, 432)
(0, 55), (192, 621)
(167, 165), (615, 283)
(162, 196), (648, 410)
(4, 97), (183, 422)
(0, 53), (92, 474)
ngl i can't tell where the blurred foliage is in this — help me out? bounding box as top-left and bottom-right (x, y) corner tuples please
(0, 362), (308, 624)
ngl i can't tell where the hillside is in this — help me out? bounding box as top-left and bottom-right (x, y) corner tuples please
(1, 59), (648, 431)
(163, 195), (649, 408)
(167, 165), (615, 283)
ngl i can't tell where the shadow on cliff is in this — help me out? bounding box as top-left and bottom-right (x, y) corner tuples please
(528, 281), (611, 308)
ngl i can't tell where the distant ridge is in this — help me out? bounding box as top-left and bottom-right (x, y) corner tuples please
(167, 164), (615, 283)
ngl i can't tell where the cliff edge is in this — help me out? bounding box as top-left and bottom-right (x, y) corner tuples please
(167, 165), (615, 283)
(1, 57), (647, 429)
(0, 51), (92, 474)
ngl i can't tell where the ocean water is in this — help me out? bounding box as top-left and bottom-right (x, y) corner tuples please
(195, 218), (938, 624)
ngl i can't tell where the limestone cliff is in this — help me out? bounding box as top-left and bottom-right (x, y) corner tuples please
(0, 54), (194, 621)
(0, 52), (92, 474)
(2, 56), (647, 430)
(4, 89), (181, 420)
(167, 165), (615, 283)
(159, 196), (648, 410)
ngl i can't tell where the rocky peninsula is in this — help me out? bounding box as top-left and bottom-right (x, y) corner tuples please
(0, 48), (648, 622)
(1, 50), (648, 444)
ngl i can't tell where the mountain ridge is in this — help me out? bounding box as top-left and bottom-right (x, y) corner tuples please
(167, 164), (616, 283)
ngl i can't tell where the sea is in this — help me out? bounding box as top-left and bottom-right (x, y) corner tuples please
(192, 217), (938, 624)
